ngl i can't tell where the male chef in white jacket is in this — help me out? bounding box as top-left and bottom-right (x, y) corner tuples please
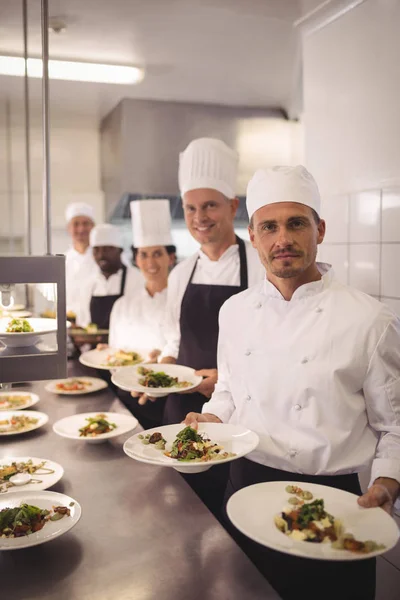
(64, 202), (96, 317)
(185, 166), (400, 600)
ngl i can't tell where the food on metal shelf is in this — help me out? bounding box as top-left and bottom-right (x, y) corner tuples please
(86, 323), (98, 333)
(104, 350), (143, 367)
(0, 503), (70, 538)
(137, 367), (191, 389)
(0, 415), (39, 434)
(5, 318), (34, 333)
(79, 414), (116, 437)
(0, 395), (32, 410)
(274, 487), (385, 554)
(55, 379), (92, 392)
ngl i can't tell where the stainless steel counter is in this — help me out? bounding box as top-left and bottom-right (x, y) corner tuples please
(0, 361), (280, 600)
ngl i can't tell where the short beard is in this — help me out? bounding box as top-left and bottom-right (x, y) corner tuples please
(271, 266), (303, 279)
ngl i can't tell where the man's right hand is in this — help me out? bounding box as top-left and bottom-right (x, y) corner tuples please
(183, 412), (222, 429)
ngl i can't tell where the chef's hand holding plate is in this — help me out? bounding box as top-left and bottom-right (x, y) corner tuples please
(358, 477), (400, 514)
(179, 368), (218, 399)
(183, 411), (222, 429)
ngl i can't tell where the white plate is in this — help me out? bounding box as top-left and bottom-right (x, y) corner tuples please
(79, 347), (150, 371)
(0, 490), (81, 550)
(226, 481), (400, 561)
(8, 311), (32, 318)
(53, 411), (138, 443)
(7, 304), (26, 312)
(0, 456), (64, 494)
(45, 377), (108, 396)
(123, 423), (260, 473)
(0, 410), (49, 436)
(0, 318), (58, 347)
(112, 363), (203, 397)
(0, 391), (40, 411)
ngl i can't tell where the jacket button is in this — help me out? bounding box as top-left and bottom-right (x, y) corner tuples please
(289, 449), (297, 457)
(245, 350), (251, 356)
(245, 395), (251, 401)
(301, 357), (308, 364)
(256, 302), (262, 309)
(294, 404), (301, 411)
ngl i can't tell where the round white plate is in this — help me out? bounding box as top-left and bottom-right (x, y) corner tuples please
(226, 481), (400, 561)
(0, 391), (40, 411)
(123, 423), (260, 473)
(0, 410), (49, 436)
(45, 377), (108, 396)
(0, 318), (58, 347)
(7, 304), (26, 312)
(112, 363), (203, 397)
(79, 347), (150, 371)
(0, 490), (81, 550)
(0, 456), (64, 495)
(53, 411), (138, 443)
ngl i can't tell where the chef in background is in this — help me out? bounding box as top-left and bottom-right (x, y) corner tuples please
(65, 202), (96, 318)
(109, 199), (175, 428)
(77, 223), (143, 330)
(185, 165), (400, 600)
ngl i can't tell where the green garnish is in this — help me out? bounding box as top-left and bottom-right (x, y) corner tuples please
(5, 318), (34, 333)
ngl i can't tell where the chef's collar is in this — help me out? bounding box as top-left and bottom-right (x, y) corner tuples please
(198, 243), (238, 264)
(262, 262), (334, 300)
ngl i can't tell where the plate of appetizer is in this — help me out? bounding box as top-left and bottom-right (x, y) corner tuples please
(226, 481), (400, 561)
(123, 423), (260, 473)
(53, 412), (138, 443)
(0, 490), (81, 550)
(79, 347), (150, 370)
(0, 317), (58, 347)
(112, 363), (202, 397)
(0, 391), (40, 411)
(0, 457), (64, 494)
(0, 411), (48, 436)
(45, 377), (107, 395)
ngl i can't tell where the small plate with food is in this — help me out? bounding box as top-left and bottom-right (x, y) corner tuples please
(123, 423), (260, 473)
(0, 317), (59, 347)
(0, 490), (81, 550)
(0, 457), (64, 495)
(53, 412), (138, 443)
(0, 391), (40, 411)
(68, 324), (109, 345)
(45, 377), (107, 395)
(0, 411), (49, 436)
(226, 481), (400, 561)
(112, 363), (202, 397)
(79, 347), (149, 370)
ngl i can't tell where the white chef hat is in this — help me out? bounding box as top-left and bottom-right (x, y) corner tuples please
(131, 200), (173, 248)
(65, 202), (95, 223)
(246, 166), (321, 219)
(89, 224), (122, 248)
(179, 138), (239, 199)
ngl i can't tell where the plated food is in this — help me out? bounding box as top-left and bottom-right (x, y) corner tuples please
(226, 481), (400, 561)
(0, 411), (48, 436)
(45, 377), (107, 396)
(124, 423), (259, 473)
(79, 347), (149, 371)
(104, 350), (143, 367)
(53, 411), (138, 443)
(6, 318), (34, 333)
(0, 457), (64, 494)
(0, 391), (40, 411)
(112, 363), (202, 397)
(0, 490), (81, 550)
(0, 317), (58, 348)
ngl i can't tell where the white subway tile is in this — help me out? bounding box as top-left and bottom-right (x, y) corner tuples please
(382, 189), (400, 242)
(320, 194), (349, 243)
(348, 244), (380, 296)
(317, 243), (348, 284)
(349, 190), (381, 243)
(381, 244), (400, 297)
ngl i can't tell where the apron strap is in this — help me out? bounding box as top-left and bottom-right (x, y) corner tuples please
(119, 264), (128, 296)
(236, 235), (248, 289)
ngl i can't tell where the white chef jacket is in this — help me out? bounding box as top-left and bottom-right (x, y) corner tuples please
(161, 240), (264, 359)
(76, 266), (143, 328)
(203, 263), (400, 486)
(65, 246), (97, 315)
(109, 286), (167, 351)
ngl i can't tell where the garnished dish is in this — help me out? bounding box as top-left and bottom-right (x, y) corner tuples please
(0, 395), (32, 410)
(274, 486), (385, 554)
(0, 459), (59, 494)
(0, 415), (39, 434)
(104, 350), (143, 367)
(6, 318), (34, 333)
(137, 367), (191, 389)
(55, 379), (93, 392)
(79, 414), (117, 437)
(140, 425), (236, 463)
(0, 502), (71, 538)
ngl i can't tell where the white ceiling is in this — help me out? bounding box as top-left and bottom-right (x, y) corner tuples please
(0, 0), (304, 118)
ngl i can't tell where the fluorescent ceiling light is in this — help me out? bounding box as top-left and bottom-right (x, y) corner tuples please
(0, 56), (144, 85)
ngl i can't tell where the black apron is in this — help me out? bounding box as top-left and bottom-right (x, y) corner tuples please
(223, 460), (376, 600)
(163, 237), (248, 521)
(89, 265), (127, 330)
(164, 236), (248, 424)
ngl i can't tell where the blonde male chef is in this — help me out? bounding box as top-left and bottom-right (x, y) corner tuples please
(185, 166), (400, 600)
(65, 202), (96, 317)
